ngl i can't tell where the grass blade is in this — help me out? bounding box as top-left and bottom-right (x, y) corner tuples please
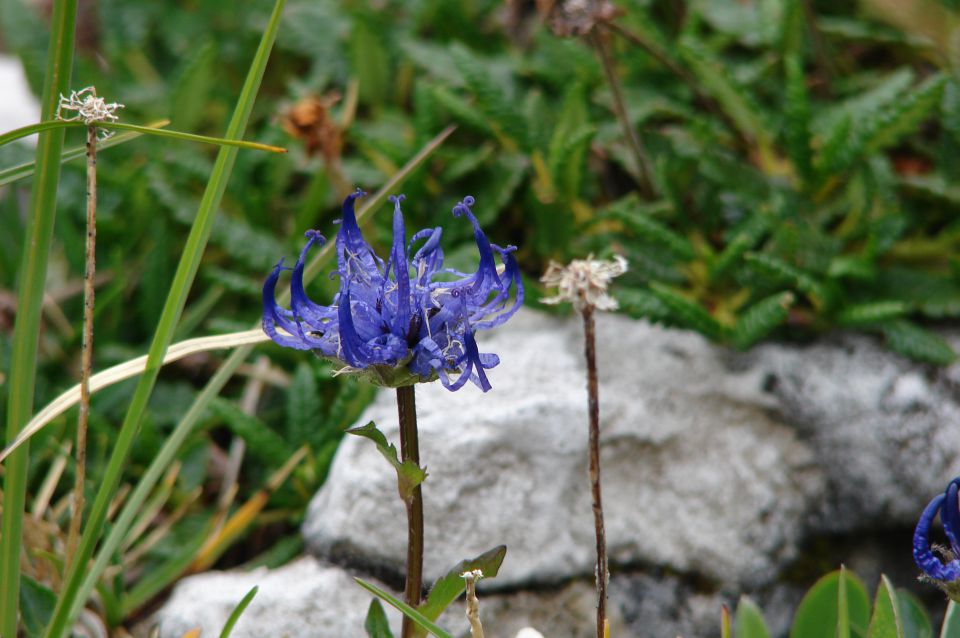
(0, 120), (169, 187)
(98, 121), (286, 153)
(219, 587), (259, 638)
(43, 2), (288, 635)
(355, 578), (455, 638)
(0, 119), (285, 153)
(0, 0), (78, 634)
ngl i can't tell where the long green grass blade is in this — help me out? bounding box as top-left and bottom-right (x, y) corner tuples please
(0, 0), (78, 634)
(0, 120), (169, 187)
(98, 122), (286, 153)
(0, 119), (284, 153)
(219, 587), (259, 638)
(42, 2), (288, 636)
(355, 579), (455, 638)
(69, 125), (455, 630)
(0, 120), (75, 147)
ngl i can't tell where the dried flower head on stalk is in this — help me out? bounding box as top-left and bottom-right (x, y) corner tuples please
(540, 254), (628, 312)
(541, 253), (626, 638)
(56, 86), (124, 139)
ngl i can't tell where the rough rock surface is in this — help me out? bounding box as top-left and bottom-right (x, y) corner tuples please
(747, 335), (960, 531)
(303, 309), (824, 588)
(156, 310), (960, 637)
(152, 557), (396, 638)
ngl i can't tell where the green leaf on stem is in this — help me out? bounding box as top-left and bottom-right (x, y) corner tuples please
(417, 545), (507, 625)
(347, 421), (427, 501)
(789, 568), (870, 638)
(365, 599), (395, 638)
(355, 578), (454, 638)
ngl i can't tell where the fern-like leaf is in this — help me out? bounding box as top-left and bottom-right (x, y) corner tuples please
(743, 252), (826, 309)
(783, 55), (813, 185)
(450, 44), (529, 150)
(880, 319), (957, 365)
(733, 291), (795, 350)
(836, 301), (908, 326)
(648, 282), (728, 340)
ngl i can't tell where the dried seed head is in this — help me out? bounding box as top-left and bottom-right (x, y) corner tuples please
(56, 87), (124, 138)
(540, 254), (628, 312)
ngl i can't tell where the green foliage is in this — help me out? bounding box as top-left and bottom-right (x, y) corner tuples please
(365, 599), (394, 638)
(416, 545), (507, 628)
(731, 569), (952, 638)
(346, 421), (427, 501)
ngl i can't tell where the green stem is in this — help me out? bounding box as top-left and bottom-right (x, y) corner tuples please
(0, 1), (78, 634)
(397, 385), (424, 638)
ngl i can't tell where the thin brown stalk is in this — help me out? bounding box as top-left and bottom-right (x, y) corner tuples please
(582, 305), (608, 638)
(588, 27), (655, 199)
(397, 384), (423, 638)
(66, 124), (98, 568)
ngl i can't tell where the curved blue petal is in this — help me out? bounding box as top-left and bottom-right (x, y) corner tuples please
(388, 195), (412, 339)
(944, 480), (960, 557)
(262, 261), (313, 351)
(452, 196), (501, 297)
(914, 494), (960, 581)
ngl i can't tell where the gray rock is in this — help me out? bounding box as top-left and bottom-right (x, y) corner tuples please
(152, 557), (400, 638)
(303, 309), (823, 588)
(155, 310), (960, 637)
(747, 334), (960, 531)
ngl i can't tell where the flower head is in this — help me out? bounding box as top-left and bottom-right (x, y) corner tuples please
(262, 190), (523, 392)
(540, 254), (627, 312)
(56, 87), (124, 139)
(913, 477), (960, 598)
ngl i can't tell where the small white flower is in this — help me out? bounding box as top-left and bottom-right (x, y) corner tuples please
(460, 569), (484, 580)
(56, 87), (124, 138)
(540, 254), (628, 312)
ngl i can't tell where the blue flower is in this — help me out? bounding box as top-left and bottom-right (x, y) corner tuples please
(262, 190), (523, 391)
(914, 477), (960, 582)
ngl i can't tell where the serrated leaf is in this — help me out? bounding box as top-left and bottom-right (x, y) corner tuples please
(347, 421), (426, 501)
(837, 302), (908, 327)
(867, 576), (904, 638)
(733, 291), (795, 350)
(606, 199), (695, 261)
(430, 85), (495, 136)
(678, 39), (772, 150)
(743, 253), (826, 309)
(210, 398), (292, 467)
(649, 282), (728, 341)
(417, 546), (507, 625)
(864, 73), (947, 154)
(614, 288), (673, 322)
(450, 44), (528, 150)
(286, 362), (321, 447)
(881, 320), (957, 366)
(735, 596), (771, 638)
(365, 599), (394, 638)
(710, 214), (769, 282)
(784, 54), (813, 184)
